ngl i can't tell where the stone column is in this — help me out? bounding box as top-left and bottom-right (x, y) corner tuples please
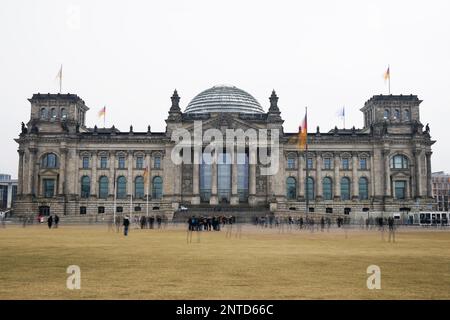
(414, 150), (422, 198)
(352, 153), (359, 200)
(210, 150), (218, 205)
(127, 151), (133, 198)
(248, 147), (257, 206)
(383, 150), (391, 198)
(17, 150), (24, 195)
(191, 148), (200, 204)
(109, 152), (116, 197)
(426, 152), (432, 198)
(334, 153), (340, 200)
(298, 153), (304, 199)
(145, 152), (151, 197)
(28, 147), (37, 196)
(58, 148), (67, 195)
(230, 148), (239, 205)
(315, 153), (322, 200)
(91, 152), (97, 197)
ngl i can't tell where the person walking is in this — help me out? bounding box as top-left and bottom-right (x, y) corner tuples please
(388, 216), (396, 243)
(47, 215), (53, 229)
(54, 214), (60, 228)
(123, 215), (130, 236)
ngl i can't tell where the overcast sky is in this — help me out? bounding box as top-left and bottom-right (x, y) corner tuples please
(1, 0), (449, 178)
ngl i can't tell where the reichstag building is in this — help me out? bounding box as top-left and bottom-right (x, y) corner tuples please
(14, 85), (435, 220)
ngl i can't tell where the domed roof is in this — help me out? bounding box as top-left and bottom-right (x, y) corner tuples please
(184, 85), (264, 114)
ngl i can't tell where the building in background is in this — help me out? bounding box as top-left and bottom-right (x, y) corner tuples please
(0, 174), (18, 210)
(13, 86), (435, 219)
(432, 171), (450, 211)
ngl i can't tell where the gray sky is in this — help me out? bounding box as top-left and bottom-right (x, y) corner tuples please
(1, 0), (449, 178)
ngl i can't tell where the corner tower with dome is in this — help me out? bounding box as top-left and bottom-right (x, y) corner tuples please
(14, 85), (435, 222)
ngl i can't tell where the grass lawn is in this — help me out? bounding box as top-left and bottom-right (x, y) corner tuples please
(0, 224), (449, 299)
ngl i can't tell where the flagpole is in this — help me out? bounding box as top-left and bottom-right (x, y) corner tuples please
(59, 65), (63, 93)
(113, 170), (117, 225)
(146, 193), (149, 217)
(388, 65), (391, 94)
(305, 107), (309, 218)
(343, 107), (345, 129)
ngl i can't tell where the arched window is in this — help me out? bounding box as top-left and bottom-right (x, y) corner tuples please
(116, 176), (127, 199)
(394, 109), (400, 119)
(341, 177), (351, 200)
(390, 155), (409, 169)
(50, 108), (57, 120)
(135, 176), (144, 198)
(359, 177), (369, 200)
(287, 155), (296, 169)
(323, 177), (333, 200)
(152, 176), (163, 199)
(40, 108), (47, 119)
(286, 177), (297, 200)
(404, 109), (410, 121)
(306, 177), (314, 200)
(383, 109), (390, 119)
(98, 176), (109, 199)
(61, 108), (67, 120)
(81, 176), (90, 198)
(41, 153), (58, 168)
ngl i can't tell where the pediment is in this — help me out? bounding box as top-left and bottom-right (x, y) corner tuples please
(184, 113), (264, 132)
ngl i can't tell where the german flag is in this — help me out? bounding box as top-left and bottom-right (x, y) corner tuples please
(298, 112), (307, 150)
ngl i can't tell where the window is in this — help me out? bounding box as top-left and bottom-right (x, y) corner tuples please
(152, 176), (163, 199)
(135, 206), (141, 212)
(41, 153), (58, 168)
(81, 176), (90, 198)
(323, 177), (333, 200)
(61, 108), (67, 120)
(360, 158), (367, 170)
(359, 177), (369, 200)
(136, 156), (144, 169)
(43, 179), (55, 198)
(394, 109), (400, 119)
(384, 109), (390, 119)
(116, 206), (123, 213)
(40, 108), (47, 119)
(390, 155), (409, 169)
(98, 206), (105, 214)
(100, 156), (108, 169)
(118, 156), (126, 169)
(342, 158), (349, 170)
(286, 177), (297, 200)
(306, 177), (314, 200)
(341, 177), (351, 200)
(395, 181), (406, 199)
(287, 156), (296, 169)
(326, 207), (333, 214)
(99, 176), (109, 199)
(404, 109), (410, 121)
(82, 156), (89, 169)
(323, 158), (332, 170)
(116, 176), (127, 199)
(154, 156), (161, 169)
(307, 158), (313, 169)
(135, 176), (144, 198)
(80, 206), (87, 215)
(50, 108), (57, 120)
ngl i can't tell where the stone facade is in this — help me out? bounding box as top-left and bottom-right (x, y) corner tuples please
(13, 89), (435, 220)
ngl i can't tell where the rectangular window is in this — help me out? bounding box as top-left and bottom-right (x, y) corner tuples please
(80, 206), (87, 215)
(154, 156), (161, 169)
(43, 179), (55, 198)
(136, 156), (144, 169)
(82, 156), (89, 169)
(323, 158), (332, 170)
(360, 158), (367, 170)
(287, 157), (295, 169)
(395, 181), (406, 199)
(342, 158), (349, 170)
(100, 157), (108, 169)
(98, 206), (105, 214)
(116, 206), (123, 213)
(326, 207), (333, 214)
(307, 158), (313, 169)
(118, 156), (126, 169)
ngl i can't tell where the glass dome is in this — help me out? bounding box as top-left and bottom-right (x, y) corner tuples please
(184, 85), (264, 114)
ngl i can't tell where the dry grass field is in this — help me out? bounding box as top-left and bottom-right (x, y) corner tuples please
(0, 224), (449, 299)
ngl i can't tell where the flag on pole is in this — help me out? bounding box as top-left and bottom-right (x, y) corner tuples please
(98, 106), (106, 118)
(143, 165), (149, 184)
(298, 111), (308, 150)
(55, 65), (63, 93)
(384, 66), (390, 81)
(336, 106), (345, 128)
